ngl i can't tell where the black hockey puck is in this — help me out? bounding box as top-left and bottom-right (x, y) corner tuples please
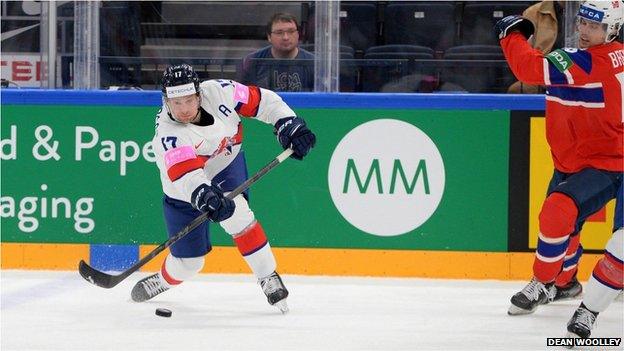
(155, 308), (172, 317)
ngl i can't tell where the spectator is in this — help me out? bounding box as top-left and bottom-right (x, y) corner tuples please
(240, 13), (314, 92)
(507, 1), (566, 94)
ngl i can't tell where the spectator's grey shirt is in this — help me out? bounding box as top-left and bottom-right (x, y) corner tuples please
(241, 46), (315, 92)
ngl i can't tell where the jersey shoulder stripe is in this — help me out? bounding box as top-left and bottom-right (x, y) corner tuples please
(546, 49), (593, 74)
(234, 85), (261, 117)
(565, 49), (592, 74)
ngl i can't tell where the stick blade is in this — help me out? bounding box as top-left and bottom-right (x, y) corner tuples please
(78, 260), (118, 289)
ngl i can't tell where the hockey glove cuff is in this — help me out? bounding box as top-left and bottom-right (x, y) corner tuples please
(191, 184), (235, 222)
(274, 117), (316, 160)
(494, 15), (535, 41)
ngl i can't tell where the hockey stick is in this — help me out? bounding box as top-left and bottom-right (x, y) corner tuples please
(78, 148), (294, 289)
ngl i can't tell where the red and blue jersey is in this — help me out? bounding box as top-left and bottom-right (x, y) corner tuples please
(501, 33), (623, 173)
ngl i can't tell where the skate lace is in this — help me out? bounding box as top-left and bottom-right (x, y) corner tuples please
(142, 275), (167, 297)
(260, 274), (282, 295)
(521, 279), (552, 301)
(573, 308), (596, 330)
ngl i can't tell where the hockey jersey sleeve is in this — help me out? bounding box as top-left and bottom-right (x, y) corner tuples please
(500, 32), (605, 86)
(203, 80), (297, 125)
(153, 113), (210, 203)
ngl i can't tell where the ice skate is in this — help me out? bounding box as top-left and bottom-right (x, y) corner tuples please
(259, 271), (289, 313)
(131, 273), (170, 302)
(508, 278), (555, 315)
(566, 305), (597, 339)
(552, 277), (583, 302)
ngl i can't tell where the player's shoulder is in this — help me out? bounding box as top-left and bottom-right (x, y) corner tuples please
(155, 111), (183, 135)
(200, 79), (240, 93)
(546, 48), (593, 74)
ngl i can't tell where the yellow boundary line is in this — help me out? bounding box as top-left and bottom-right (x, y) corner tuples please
(1, 243), (602, 280)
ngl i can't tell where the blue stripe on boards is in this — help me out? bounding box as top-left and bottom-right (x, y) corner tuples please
(1, 89), (546, 110)
(1, 89), (162, 106)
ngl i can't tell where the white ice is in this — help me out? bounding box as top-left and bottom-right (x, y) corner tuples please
(1, 270), (622, 351)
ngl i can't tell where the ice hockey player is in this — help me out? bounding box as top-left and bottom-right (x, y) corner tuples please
(130, 64), (316, 313)
(494, 0), (623, 339)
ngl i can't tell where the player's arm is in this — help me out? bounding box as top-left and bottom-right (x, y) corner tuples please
(210, 80), (317, 160)
(496, 16), (600, 86)
(494, 16), (546, 86)
(154, 128), (234, 221)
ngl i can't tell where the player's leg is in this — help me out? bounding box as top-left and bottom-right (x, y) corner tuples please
(509, 170), (571, 314)
(214, 152), (289, 311)
(131, 195), (209, 302)
(509, 169), (619, 315)
(615, 183), (624, 302)
(547, 170), (585, 301)
(567, 180), (623, 338)
(552, 232), (583, 301)
(567, 228), (623, 338)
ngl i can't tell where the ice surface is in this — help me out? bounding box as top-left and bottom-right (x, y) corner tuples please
(1, 270), (622, 350)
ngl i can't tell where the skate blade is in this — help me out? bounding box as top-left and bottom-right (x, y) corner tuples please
(274, 299), (289, 314)
(507, 304), (536, 315)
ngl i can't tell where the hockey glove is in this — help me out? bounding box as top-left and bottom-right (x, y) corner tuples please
(191, 184), (235, 222)
(274, 117), (316, 160)
(494, 15), (535, 40)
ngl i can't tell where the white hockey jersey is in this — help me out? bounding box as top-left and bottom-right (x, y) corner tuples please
(152, 79), (296, 202)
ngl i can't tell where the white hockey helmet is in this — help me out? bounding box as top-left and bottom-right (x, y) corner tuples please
(577, 0), (624, 43)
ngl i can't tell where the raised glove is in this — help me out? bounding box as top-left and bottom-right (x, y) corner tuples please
(274, 117), (316, 160)
(494, 15), (535, 40)
(190, 184), (235, 222)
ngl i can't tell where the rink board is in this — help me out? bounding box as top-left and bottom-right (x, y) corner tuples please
(0, 242), (604, 280)
(1, 90), (613, 278)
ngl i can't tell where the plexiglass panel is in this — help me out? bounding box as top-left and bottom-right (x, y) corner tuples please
(2, 1), (599, 93)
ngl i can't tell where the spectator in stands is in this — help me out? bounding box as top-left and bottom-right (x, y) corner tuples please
(240, 13), (314, 92)
(507, 1), (566, 93)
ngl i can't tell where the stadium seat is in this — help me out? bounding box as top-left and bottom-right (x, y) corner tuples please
(364, 45), (435, 59)
(298, 44), (355, 59)
(461, 2), (533, 45)
(339, 3), (378, 55)
(443, 45), (504, 60)
(440, 45), (515, 93)
(383, 2), (457, 52)
(361, 45), (436, 92)
(305, 3), (378, 56)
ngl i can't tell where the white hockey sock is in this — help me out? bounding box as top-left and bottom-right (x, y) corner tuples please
(583, 229), (623, 313)
(233, 221), (277, 279)
(583, 276), (622, 313)
(243, 243), (277, 279)
(161, 254), (205, 285)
